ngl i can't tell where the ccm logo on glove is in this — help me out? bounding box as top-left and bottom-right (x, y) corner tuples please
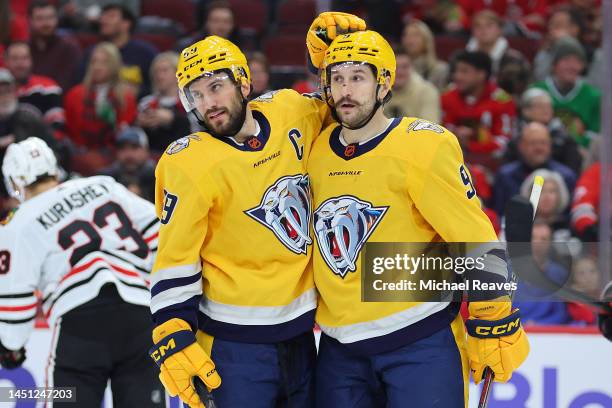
(466, 311), (522, 338)
(149, 331), (196, 366)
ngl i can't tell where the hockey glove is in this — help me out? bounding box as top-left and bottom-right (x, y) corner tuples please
(150, 318), (221, 408)
(0, 341), (26, 369)
(466, 298), (529, 384)
(306, 12), (366, 69)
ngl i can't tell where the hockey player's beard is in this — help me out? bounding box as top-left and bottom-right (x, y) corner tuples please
(334, 97), (376, 129)
(202, 89), (248, 138)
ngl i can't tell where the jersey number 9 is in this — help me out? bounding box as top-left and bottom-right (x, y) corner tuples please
(459, 165), (476, 200)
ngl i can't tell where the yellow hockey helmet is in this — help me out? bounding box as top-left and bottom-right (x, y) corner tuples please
(321, 30), (396, 92)
(176, 36), (250, 113)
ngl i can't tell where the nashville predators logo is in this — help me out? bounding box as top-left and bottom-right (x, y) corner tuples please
(166, 134), (201, 155)
(245, 175), (312, 254)
(314, 196), (387, 278)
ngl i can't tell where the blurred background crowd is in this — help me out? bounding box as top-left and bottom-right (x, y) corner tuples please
(0, 0), (607, 327)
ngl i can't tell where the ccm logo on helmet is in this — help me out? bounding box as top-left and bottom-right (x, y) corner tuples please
(332, 46), (354, 51)
(183, 59), (203, 71)
(150, 339), (176, 362)
(475, 317), (521, 337)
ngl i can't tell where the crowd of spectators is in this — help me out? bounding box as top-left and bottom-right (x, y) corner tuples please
(0, 0), (607, 326)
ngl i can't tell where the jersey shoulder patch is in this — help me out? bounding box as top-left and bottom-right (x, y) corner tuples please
(407, 118), (444, 134)
(165, 134), (202, 155)
(251, 90), (281, 103)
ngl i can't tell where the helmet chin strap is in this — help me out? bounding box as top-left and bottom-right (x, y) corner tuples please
(331, 84), (383, 131)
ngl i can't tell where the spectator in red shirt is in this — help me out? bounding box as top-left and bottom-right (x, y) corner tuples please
(64, 42), (136, 174)
(442, 50), (516, 160)
(571, 161), (606, 241)
(28, 0), (82, 92)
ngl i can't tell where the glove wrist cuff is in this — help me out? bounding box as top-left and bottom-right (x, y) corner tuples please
(466, 309), (522, 339)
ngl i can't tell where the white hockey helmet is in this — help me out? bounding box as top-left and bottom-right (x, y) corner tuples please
(2, 137), (58, 202)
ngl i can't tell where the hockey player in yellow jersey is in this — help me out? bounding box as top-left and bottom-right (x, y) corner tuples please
(148, 13), (366, 408)
(307, 31), (530, 407)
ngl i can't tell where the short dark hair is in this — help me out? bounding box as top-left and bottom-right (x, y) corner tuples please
(101, 3), (136, 31)
(28, 0), (57, 17)
(453, 50), (492, 79)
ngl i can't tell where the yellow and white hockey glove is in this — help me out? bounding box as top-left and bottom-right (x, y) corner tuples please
(466, 298), (529, 384)
(150, 318), (221, 408)
(306, 11), (366, 69)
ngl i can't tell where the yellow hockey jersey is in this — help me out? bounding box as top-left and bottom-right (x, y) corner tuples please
(308, 117), (505, 353)
(151, 89), (328, 342)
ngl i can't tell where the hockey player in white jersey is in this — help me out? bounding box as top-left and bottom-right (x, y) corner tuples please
(0, 137), (164, 407)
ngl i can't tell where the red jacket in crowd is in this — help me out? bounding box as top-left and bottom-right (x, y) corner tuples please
(64, 84), (136, 149)
(442, 82), (516, 155)
(571, 162), (601, 237)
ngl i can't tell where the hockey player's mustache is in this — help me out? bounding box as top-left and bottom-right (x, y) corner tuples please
(335, 97), (360, 108)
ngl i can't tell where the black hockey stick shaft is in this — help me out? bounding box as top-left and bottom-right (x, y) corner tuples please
(479, 178), (544, 408)
(194, 377), (217, 408)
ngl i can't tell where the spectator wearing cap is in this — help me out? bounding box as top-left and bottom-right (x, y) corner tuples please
(177, 1), (242, 51)
(79, 4), (157, 96)
(28, 0), (82, 92)
(0, 68), (56, 194)
(137, 52), (192, 155)
(4, 42), (66, 140)
(400, 20), (449, 91)
(505, 88), (582, 174)
(531, 36), (601, 148)
(98, 126), (155, 202)
(442, 50), (516, 160)
(493, 122), (576, 216)
(64, 42), (137, 173)
(384, 49), (440, 123)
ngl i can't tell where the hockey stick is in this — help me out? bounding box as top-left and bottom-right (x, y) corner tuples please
(478, 176), (544, 408)
(194, 377), (217, 408)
